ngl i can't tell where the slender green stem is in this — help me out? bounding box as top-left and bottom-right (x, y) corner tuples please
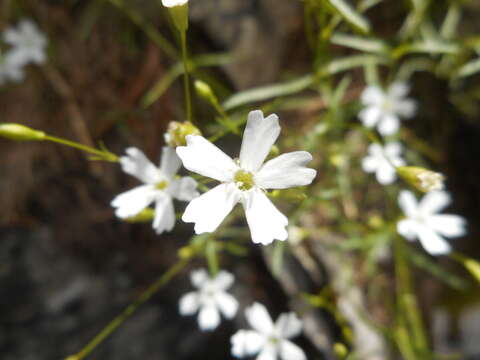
(65, 257), (190, 360)
(180, 30), (192, 122)
(45, 135), (118, 162)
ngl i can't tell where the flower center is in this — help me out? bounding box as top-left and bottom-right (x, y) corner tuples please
(155, 180), (169, 190)
(268, 336), (280, 345)
(234, 170), (254, 191)
(382, 98), (394, 112)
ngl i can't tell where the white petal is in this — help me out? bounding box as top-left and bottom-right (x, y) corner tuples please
(359, 106), (382, 128)
(239, 111), (281, 172)
(426, 214), (467, 238)
(376, 163), (397, 185)
(170, 176), (199, 201)
(213, 270), (235, 289)
(120, 147), (160, 184)
(377, 114), (400, 136)
(111, 185), (156, 218)
(176, 135), (237, 182)
(179, 292), (200, 315)
(257, 345), (278, 360)
(231, 330), (265, 358)
(198, 305), (221, 331)
(398, 190), (419, 217)
(361, 86), (384, 105)
(395, 99), (417, 118)
(182, 183), (240, 234)
(152, 195), (175, 234)
(255, 152), (316, 190)
(190, 269), (209, 288)
(279, 341), (307, 360)
(361, 155), (379, 173)
(215, 292), (239, 319)
(243, 190), (288, 245)
(160, 146), (182, 179)
(245, 302), (275, 335)
(417, 225), (451, 255)
(388, 82), (409, 99)
(385, 142), (403, 157)
(419, 190), (451, 215)
(397, 219), (421, 241)
(275, 313), (302, 339)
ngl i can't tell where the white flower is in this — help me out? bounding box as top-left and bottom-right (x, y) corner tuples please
(231, 302), (306, 360)
(111, 146), (199, 234)
(176, 110), (317, 245)
(179, 269), (238, 331)
(161, 0), (188, 7)
(397, 190), (467, 255)
(3, 19), (47, 67)
(0, 51), (25, 85)
(362, 142), (405, 185)
(359, 82), (417, 136)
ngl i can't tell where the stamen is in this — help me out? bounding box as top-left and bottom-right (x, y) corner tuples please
(234, 170), (254, 191)
(156, 180), (169, 190)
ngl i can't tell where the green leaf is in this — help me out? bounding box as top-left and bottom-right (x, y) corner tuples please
(452, 252), (480, 284)
(455, 58), (480, 78)
(321, 54), (387, 75)
(393, 40), (460, 58)
(223, 74), (314, 110)
(331, 33), (388, 54)
(325, 0), (371, 34)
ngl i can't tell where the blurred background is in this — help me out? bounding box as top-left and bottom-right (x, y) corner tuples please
(1, 0), (480, 359)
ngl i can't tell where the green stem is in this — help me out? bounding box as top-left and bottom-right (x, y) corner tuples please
(45, 135), (118, 162)
(180, 30), (192, 122)
(65, 257), (190, 360)
(394, 236), (430, 358)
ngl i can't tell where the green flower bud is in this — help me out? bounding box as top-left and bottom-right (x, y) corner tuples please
(0, 123), (46, 141)
(125, 208), (155, 223)
(194, 80), (216, 102)
(168, 3), (189, 32)
(397, 166), (445, 193)
(164, 121), (201, 147)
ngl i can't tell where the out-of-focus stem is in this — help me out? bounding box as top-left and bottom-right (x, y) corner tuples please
(45, 135), (119, 162)
(180, 30), (192, 122)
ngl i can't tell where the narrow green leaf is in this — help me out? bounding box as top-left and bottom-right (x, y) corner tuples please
(326, 0), (371, 34)
(455, 58), (480, 78)
(223, 75), (314, 110)
(331, 33), (388, 54)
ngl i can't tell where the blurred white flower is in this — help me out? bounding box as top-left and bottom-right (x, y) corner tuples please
(362, 142), (405, 185)
(397, 190), (467, 255)
(179, 269), (238, 331)
(162, 0), (188, 7)
(3, 19), (47, 67)
(0, 51), (25, 85)
(231, 302), (306, 360)
(111, 147), (198, 234)
(359, 82), (417, 136)
(176, 110), (317, 245)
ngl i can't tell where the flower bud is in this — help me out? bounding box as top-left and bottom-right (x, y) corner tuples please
(125, 208), (155, 223)
(164, 121), (201, 147)
(194, 80), (216, 103)
(0, 123), (46, 141)
(164, 2), (189, 32)
(397, 166), (445, 192)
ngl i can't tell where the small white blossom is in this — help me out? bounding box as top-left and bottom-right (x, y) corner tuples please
(362, 142), (405, 185)
(231, 302), (306, 360)
(417, 171), (445, 192)
(179, 269), (238, 331)
(359, 82), (417, 136)
(3, 19), (47, 67)
(397, 190), (467, 255)
(162, 0), (188, 7)
(176, 110), (317, 245)
(111, 146), (199, 234)
(0, 51), (24, 85)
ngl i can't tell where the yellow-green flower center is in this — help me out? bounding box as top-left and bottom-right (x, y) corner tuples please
(155, 180), (169, 190)
(234, 170), (254, 191)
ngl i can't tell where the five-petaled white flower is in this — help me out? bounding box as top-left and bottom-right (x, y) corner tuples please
(362, 142), (405, 185)
(3, 19), (47, 67)
(231, 302), (306, 360)
(162, 0), (188, 7)
(176, 110), (317, 245)
(359, 82), (417, 136)
(179, 268), (238, 331)
(0, 51), (24, 85)
(111, 146), (198, 234)
(397, 190), (467, 255)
